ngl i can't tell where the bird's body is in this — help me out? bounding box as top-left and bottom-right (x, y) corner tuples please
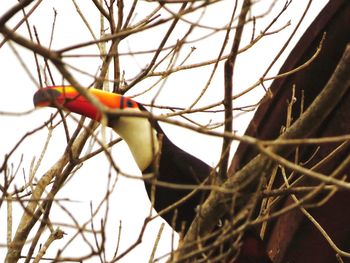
(143, 132), (211, 231)
(110, 102), (211, 231)
(33, 86), (271, 262)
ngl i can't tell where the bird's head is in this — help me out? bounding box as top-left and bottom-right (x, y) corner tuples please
(33, 86), (140, 124)
(33, 85), (160, 171)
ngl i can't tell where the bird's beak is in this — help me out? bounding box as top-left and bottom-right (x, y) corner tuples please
(33, 86), (63, 107)
(33, 86), (139, 122)
(33, 86), (88, 108)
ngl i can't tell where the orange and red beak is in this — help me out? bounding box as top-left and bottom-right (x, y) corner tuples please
(33, 86), (139, 122)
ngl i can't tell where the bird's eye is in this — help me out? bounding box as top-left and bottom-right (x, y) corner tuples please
(126, 99), (135, 108)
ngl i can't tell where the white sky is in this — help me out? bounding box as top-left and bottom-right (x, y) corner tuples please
(0, 1), (328, 262)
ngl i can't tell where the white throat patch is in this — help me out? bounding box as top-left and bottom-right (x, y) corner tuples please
(111, 108), (159, 171)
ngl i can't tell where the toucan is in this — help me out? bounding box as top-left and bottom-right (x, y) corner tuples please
(33, 86), (272, 262)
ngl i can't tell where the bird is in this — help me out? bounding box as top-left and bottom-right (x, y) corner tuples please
(33, 85), (272, 262)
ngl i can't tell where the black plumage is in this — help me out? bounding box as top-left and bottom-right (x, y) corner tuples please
(133, 105), (211, 232)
